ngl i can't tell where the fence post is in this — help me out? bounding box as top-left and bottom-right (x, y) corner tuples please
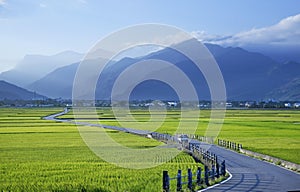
(211, 164), (215, 180)
(216, 158), (220, 178)
(177, 169), (182, 191)
(163, 170), (169, 192)
(221, 160), (226, 176)
(188, 168), (192, 190)
(196, 167), (201, 185)
(204, 165), (209, 186)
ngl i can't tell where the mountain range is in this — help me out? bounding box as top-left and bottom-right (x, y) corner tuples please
(0, 80), (44, 100)
(0, 41), (299, 101)
(0, 51), (83, 87)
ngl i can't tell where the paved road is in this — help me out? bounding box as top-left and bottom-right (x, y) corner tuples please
(197, 142), (300, 192)
(44, 109), (300, 192)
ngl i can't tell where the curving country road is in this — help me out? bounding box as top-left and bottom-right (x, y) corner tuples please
(44, 109), (300, 192)
(197, 142), (300, 192)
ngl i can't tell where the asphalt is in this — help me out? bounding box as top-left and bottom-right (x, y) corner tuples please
(44, 109), (300, 192)
(198, 142), (300, 192)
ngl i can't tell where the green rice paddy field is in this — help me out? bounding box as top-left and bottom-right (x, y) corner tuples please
(0, 108), (200, 191)
(0, 107), (299, 191)
(63, 108), (300, 164)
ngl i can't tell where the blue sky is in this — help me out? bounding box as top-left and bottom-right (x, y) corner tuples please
(0, 0), (299, 72)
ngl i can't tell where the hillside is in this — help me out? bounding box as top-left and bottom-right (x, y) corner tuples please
(0, 80), (44, 100)
(27, 42), (300, 101)
(0, 51), (83, 87)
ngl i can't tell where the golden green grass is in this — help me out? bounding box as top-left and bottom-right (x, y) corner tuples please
(0, 108), (201, 191)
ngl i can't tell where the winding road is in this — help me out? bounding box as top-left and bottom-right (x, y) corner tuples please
(198, 142), (300, 191)
(44, 109), (300, 192)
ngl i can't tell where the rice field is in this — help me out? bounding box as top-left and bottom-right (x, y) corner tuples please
(1, 107), (299, 191)
(61, 108), (300, 164)
(0, 108), (200, 191)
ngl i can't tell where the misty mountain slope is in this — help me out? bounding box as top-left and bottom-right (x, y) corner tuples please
(28, 57), (110, 99)
(205, 44), (280, 100)
(0, 80), (44, 100)
(265, 78), (300, 101)
(0, 51), (83, 87)
(28, 42), (299, 101)
(28, 62), (79, 99)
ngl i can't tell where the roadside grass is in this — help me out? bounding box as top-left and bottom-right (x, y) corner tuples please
(0, 108), (201, 191)
(65, 108), (300, 164)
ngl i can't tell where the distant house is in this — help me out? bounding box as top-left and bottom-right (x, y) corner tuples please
(294, 103), (300, 108)
(245, 101), (255, 108)
(167, 101), (177, 107)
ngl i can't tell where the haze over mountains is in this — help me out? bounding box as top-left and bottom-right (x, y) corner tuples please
(0, 80), (44, 100)
(0, 41), (299, 101)
(0, 51), (83, 87)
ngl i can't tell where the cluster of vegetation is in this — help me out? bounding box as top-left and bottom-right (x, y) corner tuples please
(0, 99), (71, 107)
(65, 108), (300, 164)
(0, 108), (203, 191)
(1, 98), (300, 109)
(1, 107), (299, 191)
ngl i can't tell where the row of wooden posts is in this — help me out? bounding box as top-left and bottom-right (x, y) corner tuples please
(188, 144), (218, 167)
(162, 161), (226, 191)
(217, 139), (242, 151)
(151, 132), (173, 142)
(148, 133), (228, 191)
(188, 135), (215, 144)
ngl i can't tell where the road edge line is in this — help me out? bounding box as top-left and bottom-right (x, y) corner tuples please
(198, 169), (232, 192)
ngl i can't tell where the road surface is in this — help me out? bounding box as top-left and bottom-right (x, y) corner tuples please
(198, 142), (300, 191)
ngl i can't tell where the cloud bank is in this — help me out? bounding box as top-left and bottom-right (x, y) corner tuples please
(193, 14), (300, 47)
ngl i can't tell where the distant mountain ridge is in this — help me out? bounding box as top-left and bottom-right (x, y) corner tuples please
(0, 80), (44, 100)
(0, 51), (83, 87)
(26, 41), (300, 101)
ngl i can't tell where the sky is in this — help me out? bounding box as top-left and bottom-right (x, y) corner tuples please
(0, 0), (299, 72)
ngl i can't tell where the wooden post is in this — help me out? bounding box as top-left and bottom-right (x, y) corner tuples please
(216, 162), (220, 178)
(196, 167), (201, 185)
(211, 164), (215, 180)
(188, 168), (193, 190)
(204, 165), (209, 186)
(163, 171), (169, 192)
(213, 154), (216, 164)
(177, 169), (182, 191)
(221, 160), (226, 176)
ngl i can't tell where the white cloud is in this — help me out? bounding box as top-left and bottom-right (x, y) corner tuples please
(191, 31), (233, 43)
(0, 0), (6, 6)
(193, 14), (300, 46)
